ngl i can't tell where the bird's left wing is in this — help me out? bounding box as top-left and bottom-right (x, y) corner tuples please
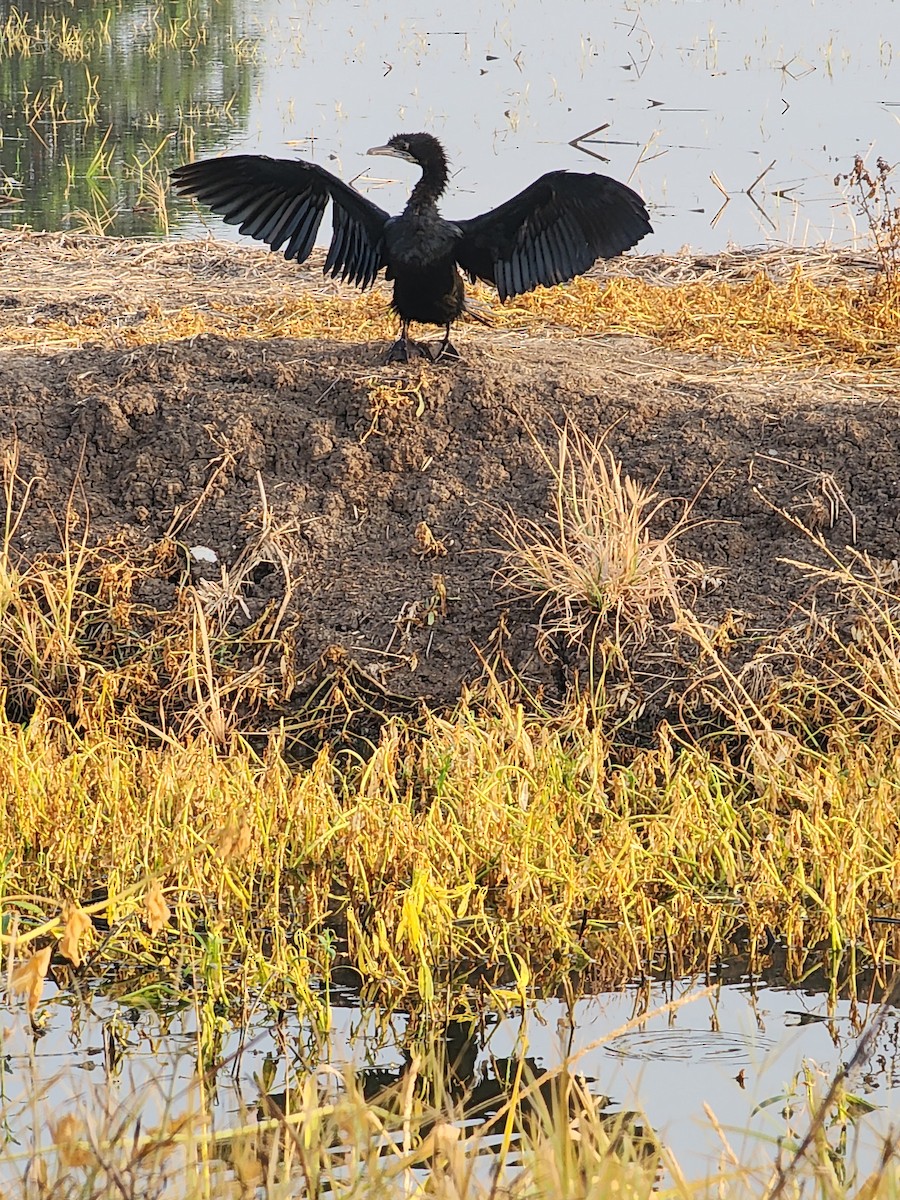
(171, 155), (391, 289)
(452, 171), (651, 301)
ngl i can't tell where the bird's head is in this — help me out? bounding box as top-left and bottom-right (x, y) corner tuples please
(367, 132), (448, 173)
(368, 133), (450, 204)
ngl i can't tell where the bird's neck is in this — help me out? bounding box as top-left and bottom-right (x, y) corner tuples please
(408, 160), (448, 210)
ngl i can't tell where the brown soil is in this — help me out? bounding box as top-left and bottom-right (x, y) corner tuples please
(2, 234), (899, 728)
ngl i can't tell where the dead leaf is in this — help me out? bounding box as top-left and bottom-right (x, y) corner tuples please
(144, 881), (171, 936)
(235, 821), (252, 859)
(217, 820), (252, 861)
(414, 521), (448, 559)
(49, 1113), (93, 1168)
(58, 901), (92, 968)
(9, 945), (52, 1016)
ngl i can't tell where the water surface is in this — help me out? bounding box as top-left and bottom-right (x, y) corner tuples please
(1, 0), (898, 252)
(2, 968), (896, 1189)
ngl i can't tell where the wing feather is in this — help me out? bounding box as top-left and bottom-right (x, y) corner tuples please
(258, 195), (305, 248)
(286, 199), (326, 262)
(533, 227), (556, 286)
(243, 196), (294, 240)
(171, 154), (390, 290)
(453, 170), (651, 300)
(510, 247), (523, 296)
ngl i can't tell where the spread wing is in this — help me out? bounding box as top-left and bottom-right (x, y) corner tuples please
(171, 155), (391, 289)
(453, 171), (651, 301)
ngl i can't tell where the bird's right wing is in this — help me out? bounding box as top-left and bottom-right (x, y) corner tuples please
(453, 170), (652, 301)
(171, 155), (391, 289)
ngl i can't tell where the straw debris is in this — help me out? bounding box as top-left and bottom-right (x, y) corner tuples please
(1, 233), (898, 384)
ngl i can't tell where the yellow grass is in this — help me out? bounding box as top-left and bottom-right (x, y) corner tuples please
(1, 251), (899, 378)
(3, 666), (900, 1007)
(496, 419), (703, 645)
(1, 427), (900, 1008)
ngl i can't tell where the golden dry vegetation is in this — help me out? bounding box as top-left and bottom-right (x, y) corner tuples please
(1, 237), (899, 382)
(3, 234), (900, 1199)
(2, 243), (900, 1003)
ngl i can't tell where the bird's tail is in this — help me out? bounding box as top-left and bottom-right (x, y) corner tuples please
(463, 298), (494, 326)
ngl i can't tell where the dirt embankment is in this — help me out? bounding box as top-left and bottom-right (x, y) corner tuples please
(1, 234), (898, 720)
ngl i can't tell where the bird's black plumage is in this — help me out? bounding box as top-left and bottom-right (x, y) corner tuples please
(171, 132), (652, 362)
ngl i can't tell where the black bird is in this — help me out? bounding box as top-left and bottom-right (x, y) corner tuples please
(171, 132), (652, 362)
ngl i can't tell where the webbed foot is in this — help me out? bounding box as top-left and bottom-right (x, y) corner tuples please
(433, 339), (461, 361)
(385, 337), (434, 364)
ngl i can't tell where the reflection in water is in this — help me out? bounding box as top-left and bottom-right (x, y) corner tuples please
(254, 1020), (658, 1183)
(0, 0), (256, 234)
(1, 967), (898, 1190)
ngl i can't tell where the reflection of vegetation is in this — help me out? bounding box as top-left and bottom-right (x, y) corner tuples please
(0, 0), (257, 235)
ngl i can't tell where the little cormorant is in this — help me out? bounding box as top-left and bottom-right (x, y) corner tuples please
(171, 132), (652, 362)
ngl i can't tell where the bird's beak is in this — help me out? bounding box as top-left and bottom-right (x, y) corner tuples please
(367, 144), (415, 164)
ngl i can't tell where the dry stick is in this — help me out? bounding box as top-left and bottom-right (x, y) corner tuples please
(568, 122), (612, 164)
(165, 443), (237, 541)
(709, 172), (731, 230)
(746, 159), (777, 199)
(764, 972), (900, 1200)
(710, 171), (730, 201)
(741, 159), (779, 233)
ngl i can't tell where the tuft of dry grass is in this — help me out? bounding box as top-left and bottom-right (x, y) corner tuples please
(495, 420), (702, 646)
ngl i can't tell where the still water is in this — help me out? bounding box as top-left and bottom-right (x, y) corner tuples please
(2, 969), (897, 1187)
(0, 0), (898, 251)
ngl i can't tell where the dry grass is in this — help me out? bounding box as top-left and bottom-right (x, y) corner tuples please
(2, 428), (900, 1007)
(0, 448), (299, 748)
(1, 234), (899, 388)
(495, 419), (702, 647)
(4, 234), (900, 1195)
(507, 269), (900, 372)
(4, 603), (900, 1009)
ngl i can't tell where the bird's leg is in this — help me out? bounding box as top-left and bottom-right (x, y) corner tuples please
(385, 320), (433, 364)
(433, 323), (460, 361)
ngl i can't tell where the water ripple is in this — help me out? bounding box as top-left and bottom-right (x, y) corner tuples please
(604, 1028), (774, 1065)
